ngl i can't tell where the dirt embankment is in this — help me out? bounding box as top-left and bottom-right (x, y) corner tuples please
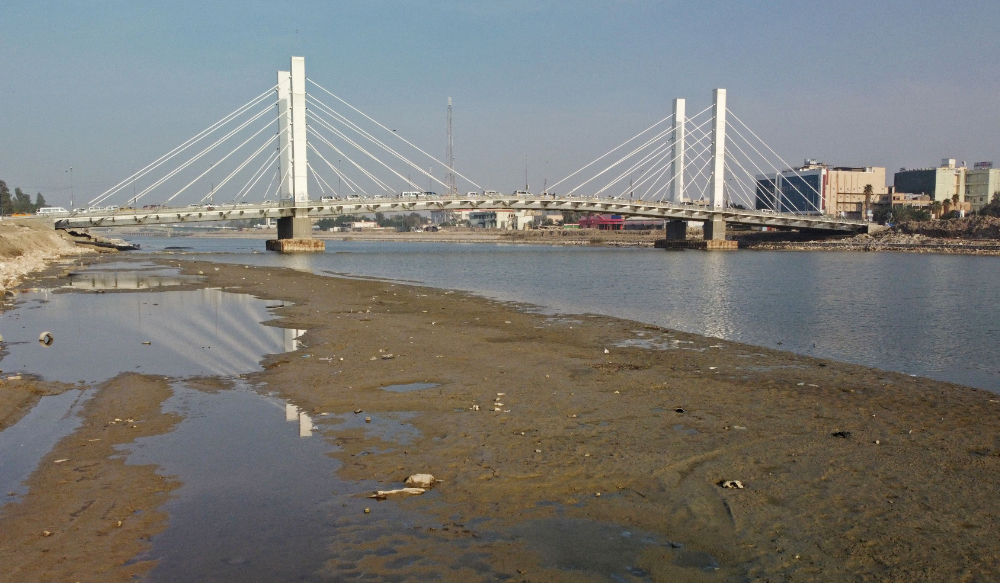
(894, 216), (1000, 239)
(0, 220), (91, 293)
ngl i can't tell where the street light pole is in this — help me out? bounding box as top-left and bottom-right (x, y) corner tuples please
(66, 167), (74, 209)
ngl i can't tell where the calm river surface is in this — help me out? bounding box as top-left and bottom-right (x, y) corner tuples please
(136, 237), (1000, 392)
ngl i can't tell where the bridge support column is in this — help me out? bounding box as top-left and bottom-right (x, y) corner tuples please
(709, 89), (726, 211)
(666, 220), (687, 240)
(703, 216), (727, 241)
(670, 98), (685, 203)
(268, 56), (324, 253)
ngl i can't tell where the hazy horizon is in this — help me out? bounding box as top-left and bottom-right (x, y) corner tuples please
(2, 0), (998, 207)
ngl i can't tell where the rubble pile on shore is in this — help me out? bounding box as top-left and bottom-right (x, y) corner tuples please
(0, 220), (90, 293)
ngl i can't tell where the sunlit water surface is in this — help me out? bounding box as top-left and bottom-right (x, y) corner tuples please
(137, 237), (1000, 392)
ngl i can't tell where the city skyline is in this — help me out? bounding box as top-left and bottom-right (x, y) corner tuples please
(2, 0), (998, 207)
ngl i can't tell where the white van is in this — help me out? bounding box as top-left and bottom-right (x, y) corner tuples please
(36, 207), (70, 216)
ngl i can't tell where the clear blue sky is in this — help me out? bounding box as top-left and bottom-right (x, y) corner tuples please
(2, 0), (998, 206)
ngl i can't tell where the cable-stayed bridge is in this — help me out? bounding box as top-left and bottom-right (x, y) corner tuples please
(52, 57), (869, 247)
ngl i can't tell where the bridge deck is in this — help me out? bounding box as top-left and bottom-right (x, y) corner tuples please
(52, 196), (868, 232)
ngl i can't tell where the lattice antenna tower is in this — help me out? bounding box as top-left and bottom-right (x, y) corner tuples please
(446, 97), (456, 194)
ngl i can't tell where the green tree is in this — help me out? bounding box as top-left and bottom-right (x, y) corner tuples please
(34, 193), (46, 210)
(0, 180), (11, 215)
(863, 184), (874, 218)
(980, 192), (1000, 217)
(13, 188), (32, 213)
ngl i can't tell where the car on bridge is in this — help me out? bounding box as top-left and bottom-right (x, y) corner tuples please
(36, 207), (71, 216)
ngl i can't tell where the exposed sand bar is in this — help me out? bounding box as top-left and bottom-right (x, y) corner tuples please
(1, 257), (999, 581)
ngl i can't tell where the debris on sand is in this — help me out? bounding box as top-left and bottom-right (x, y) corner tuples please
(368, 488), (426, 500)
(405, 474), (436, 489)
(719, 480), (744, 489)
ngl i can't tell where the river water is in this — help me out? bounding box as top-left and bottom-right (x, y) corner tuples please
(133, 237), (1000, 393)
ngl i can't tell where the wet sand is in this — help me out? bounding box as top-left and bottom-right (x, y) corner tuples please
(2, 256), (1000, 581)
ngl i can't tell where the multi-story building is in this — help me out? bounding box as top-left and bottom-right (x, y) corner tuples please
(965, 162), (1000, 212)
(756, 161), (888, 219)
(469, 210), (532, 230)
(893, 159), (967, 203)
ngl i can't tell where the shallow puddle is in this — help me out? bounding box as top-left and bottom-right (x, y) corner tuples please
(0, 286), (302, 383)
(0, 390), (92, 505)
(380, 382), (440, 393)
(120, 382), (450, 582)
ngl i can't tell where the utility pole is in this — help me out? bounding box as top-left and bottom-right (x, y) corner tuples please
(66, 167), (74, 209)
(524, 154), (528, 192)
(446, 97), (455, 195)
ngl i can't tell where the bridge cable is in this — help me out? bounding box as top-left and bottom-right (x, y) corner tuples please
(158, 110), (280, 207)
(125, 104), (277, 207)
(308, 96), (459, 192)
(197, 133), (279, 204)
(307, 113), (435, 192)
(725, 119), (824, 214)
(306, 79), (484, 190)
(260, 167), (279, 202)
(87, 87), (277, 208)
(233, 149), (280, 203)
(632, 115), (715, 201)
(306, 141), (362, 193)
(562, 126), (676, 197)
(306, 104), (435, 192)
(306, 124), (395, 193)
(727, 111), (825, 212)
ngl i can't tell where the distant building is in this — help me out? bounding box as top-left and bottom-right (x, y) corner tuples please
(469, 210), (532, 230)
(578, 214), (625, 230)
(894, 159), (967, 203)
(431, 210), (474, 224)
(756, 161), (888, 219)
(965, 162), (1000, 212)
(350, 220), (379, 230)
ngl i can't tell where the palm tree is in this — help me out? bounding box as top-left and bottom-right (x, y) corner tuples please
(929, 200), (942, 219)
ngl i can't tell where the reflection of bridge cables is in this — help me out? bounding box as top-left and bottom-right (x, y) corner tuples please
(308, 96), (448, 192)
(307, 78), (483, 190)
(87, 88), (277, 208)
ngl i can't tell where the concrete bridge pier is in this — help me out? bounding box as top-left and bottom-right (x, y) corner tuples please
(266, 56), (324, 253)
(665, 220), (687, 240)
(703, 216), (727, 241)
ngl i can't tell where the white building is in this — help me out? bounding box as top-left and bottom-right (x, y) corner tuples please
(469, 210), (532, 230)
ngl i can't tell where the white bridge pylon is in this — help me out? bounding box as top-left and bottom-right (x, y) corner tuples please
(66, 58), (868, 237)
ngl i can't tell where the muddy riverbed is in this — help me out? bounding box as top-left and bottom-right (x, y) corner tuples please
(1, 256), (999, 582)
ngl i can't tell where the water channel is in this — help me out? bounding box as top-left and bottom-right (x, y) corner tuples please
(140, 237), (1000, 392)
